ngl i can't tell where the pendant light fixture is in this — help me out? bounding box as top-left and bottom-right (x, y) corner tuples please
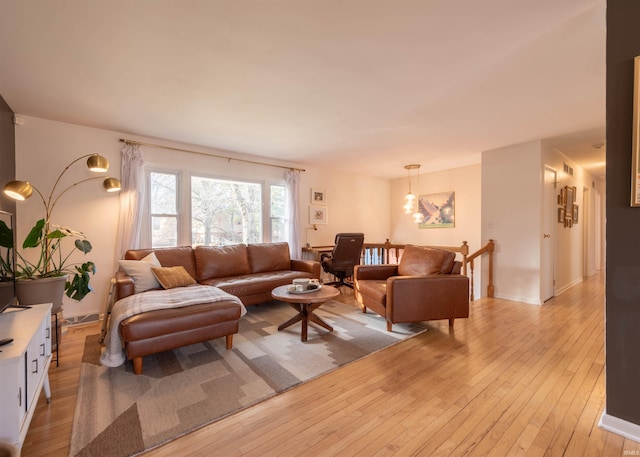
(403, 164), (424, 223)
(403, 164), (420, 215)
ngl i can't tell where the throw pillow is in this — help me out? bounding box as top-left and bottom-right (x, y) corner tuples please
(118, 252), (162, 293)
(151, 266), (197, 289)
(398, 245), (456, 276)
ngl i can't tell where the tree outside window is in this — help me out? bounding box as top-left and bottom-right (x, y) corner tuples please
(191, 176), (262, 246)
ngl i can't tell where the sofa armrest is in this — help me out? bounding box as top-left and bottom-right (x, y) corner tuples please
(386, 274), (470, 321)
(354, 264), (399, 281)
(291, 259), (321, 278)
(115, 270), (135, 300)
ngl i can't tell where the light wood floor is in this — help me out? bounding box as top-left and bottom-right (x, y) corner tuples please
(21, 272), (640, 456)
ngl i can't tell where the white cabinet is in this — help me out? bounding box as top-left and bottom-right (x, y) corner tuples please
(0, 304), (52, 450)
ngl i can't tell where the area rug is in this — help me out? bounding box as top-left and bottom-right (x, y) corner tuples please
(69, 299), (427, 457)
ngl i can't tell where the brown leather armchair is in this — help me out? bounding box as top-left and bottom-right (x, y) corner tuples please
(354, 245), (469, 331)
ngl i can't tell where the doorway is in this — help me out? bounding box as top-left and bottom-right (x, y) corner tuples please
(542, 166), (557, 302)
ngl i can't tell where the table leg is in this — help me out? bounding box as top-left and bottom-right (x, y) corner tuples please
(278, 304), (304, 331)
(278, 302), (334, 342)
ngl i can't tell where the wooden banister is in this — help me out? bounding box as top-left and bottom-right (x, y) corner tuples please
(463, 239), (495, 301)
(361, 239), (495, 301)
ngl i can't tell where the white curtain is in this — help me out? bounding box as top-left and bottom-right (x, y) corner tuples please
(115, 143), (145, 259)
(285, 169), (302, 259)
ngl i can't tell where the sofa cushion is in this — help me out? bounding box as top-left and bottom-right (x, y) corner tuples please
(201, 270), (313, 297)
(247, 242), (291, 273)
(118, 252), (162, 293)
(398, 245), (456, 276)
(152, 266), (197, 289)
(195, 244), (251, 281)
(355, 279), (388, 306)
(125, 246), (198, 280)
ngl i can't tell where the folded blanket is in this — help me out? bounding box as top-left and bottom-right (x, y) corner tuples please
(100, 285), (246, 368)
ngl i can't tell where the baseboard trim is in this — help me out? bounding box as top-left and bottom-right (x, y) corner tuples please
(555, 277), (584, 296)
(63, 313), (102, 326)
(599, 411), (640, 442)
(493, 293), (542, 306)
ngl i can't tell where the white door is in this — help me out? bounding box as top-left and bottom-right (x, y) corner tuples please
(542, 166), (556, 302)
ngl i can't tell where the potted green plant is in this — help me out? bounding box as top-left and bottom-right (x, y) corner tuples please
(19, 218), (95, 298)
(0, 217), (96, 308)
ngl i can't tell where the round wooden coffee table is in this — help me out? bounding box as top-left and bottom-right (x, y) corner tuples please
(271, 284), (340, 341)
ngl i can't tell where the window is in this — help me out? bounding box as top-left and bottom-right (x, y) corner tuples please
(270, 184), (286, 242)
(191, 176), (262, 246)
(146, 169), (286, 247)
(149, 171), (178, 247)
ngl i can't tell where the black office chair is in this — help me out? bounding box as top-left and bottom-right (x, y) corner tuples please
(321, 233), (365, 289)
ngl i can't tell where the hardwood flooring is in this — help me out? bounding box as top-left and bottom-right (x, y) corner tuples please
(20, 272), (640, 456)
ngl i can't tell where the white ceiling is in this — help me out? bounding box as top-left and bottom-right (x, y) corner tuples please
(0, 0), (606, 180)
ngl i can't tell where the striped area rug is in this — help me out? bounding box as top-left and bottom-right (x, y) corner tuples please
(69, 299), (426, 457)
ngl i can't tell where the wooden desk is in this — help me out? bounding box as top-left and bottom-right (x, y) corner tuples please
(301, 245), (334, 261)
(301, 246), (334, 281)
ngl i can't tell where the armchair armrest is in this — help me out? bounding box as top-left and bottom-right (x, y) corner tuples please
(115, 270), (135, 300)
(291, 259), (322, 278)
(354, 264), (399, 281)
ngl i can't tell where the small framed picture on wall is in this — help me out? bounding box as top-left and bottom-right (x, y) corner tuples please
(309, 205), (328, 224)
(311, 188), (326, 205)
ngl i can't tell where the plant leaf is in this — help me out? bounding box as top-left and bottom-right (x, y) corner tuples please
(22, 218), (45, 249)
(64, 262), (96, 301)
(74, 239), (92, 254)
(47, 229), (67, 240)
(0, 220), (13, 248)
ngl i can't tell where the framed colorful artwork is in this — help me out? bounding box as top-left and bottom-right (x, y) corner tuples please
(417, 191), (455, 228)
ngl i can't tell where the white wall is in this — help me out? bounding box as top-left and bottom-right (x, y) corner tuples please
(301, 168), (390, 247)
(14, 115), (390, 319)
(389, 164), (483, 299)
(482, 139), (599, 305)
(482, 141), (543, 304)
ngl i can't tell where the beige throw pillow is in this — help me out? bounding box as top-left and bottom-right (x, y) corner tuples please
(151, 266), (197, 289)
(118, 252), (162, 293)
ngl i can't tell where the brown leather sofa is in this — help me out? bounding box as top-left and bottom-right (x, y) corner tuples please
(115, 242), (321, 374)
(354, 245), (469, 331)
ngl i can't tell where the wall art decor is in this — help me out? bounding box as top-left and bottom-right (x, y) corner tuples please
(558, 185), (577, 228)
(311, 188), (326, 205)
(309, 205), (328, 224)
(417, 191), (455, 229)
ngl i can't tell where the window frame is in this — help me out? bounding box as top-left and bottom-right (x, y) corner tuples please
(142, 166), (286, 248)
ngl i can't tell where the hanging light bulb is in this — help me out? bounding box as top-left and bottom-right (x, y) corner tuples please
(403, 201), (415, 215)
(403, 193), (416, 214)
(403, 164), (420, 215)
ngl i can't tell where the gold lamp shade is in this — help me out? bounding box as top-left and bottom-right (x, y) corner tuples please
(87, 154), (109, 172)
(3, 180), (33, 200)
(103, 177), (121, 192)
